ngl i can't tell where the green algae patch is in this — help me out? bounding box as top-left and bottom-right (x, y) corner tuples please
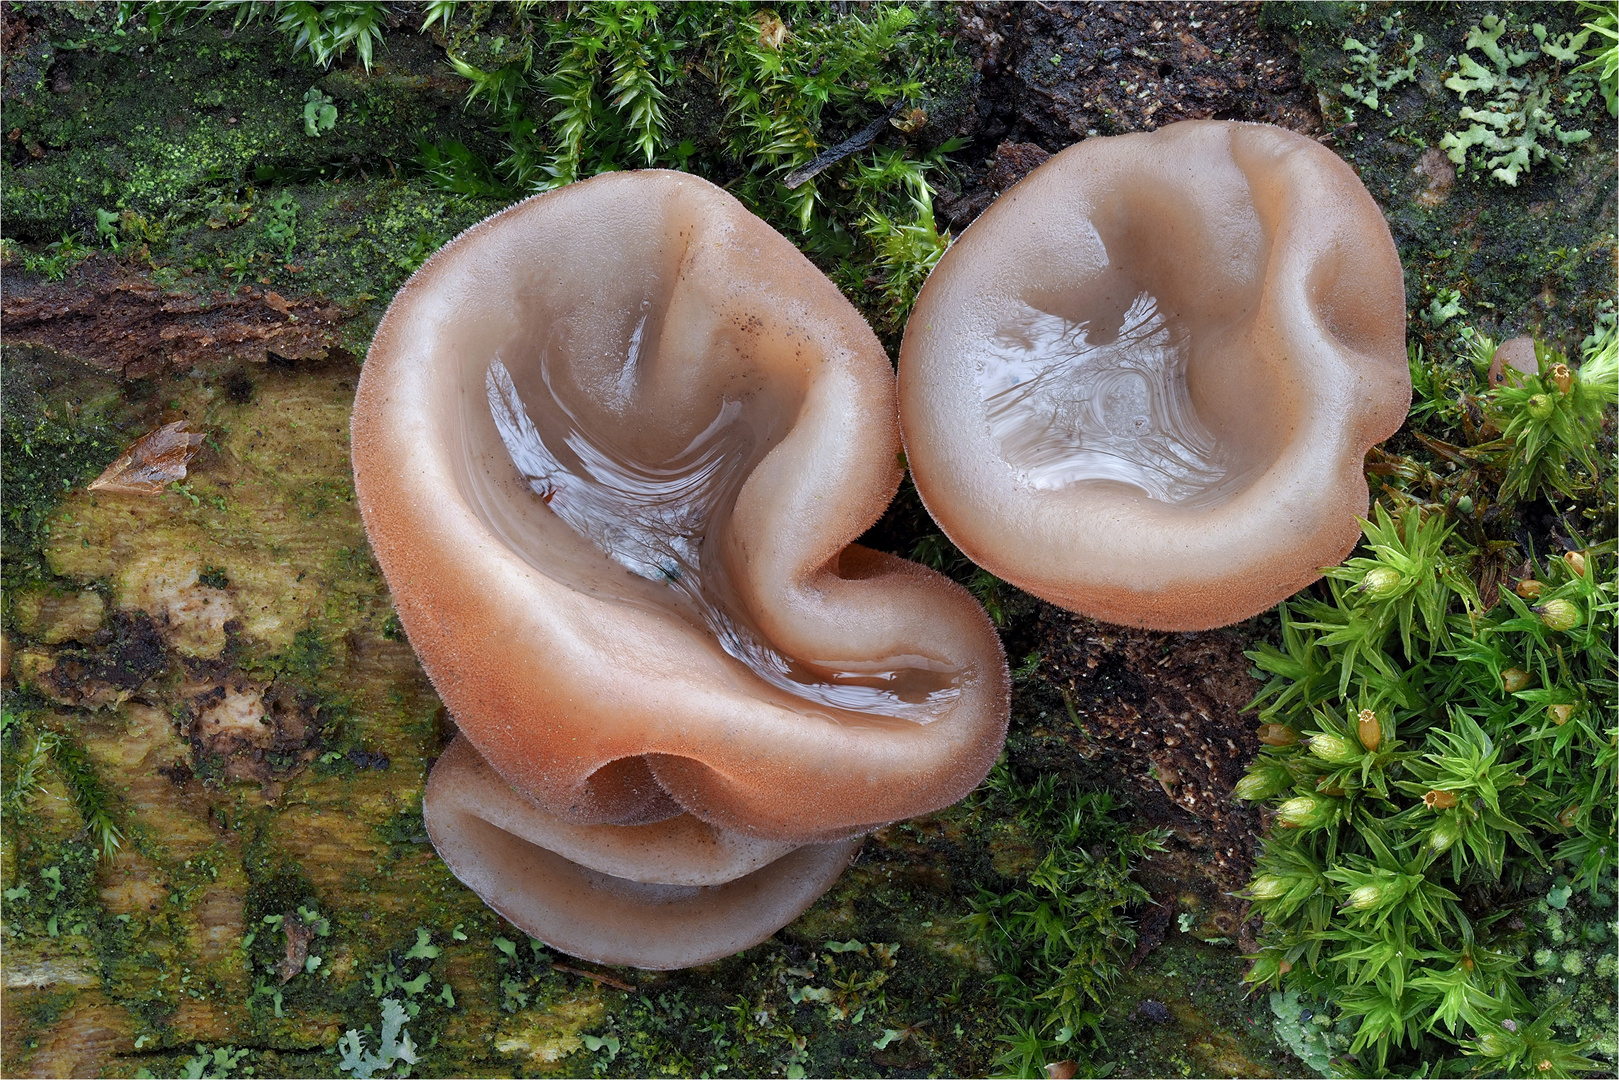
(1, 12), (493, 246)
(1092, 937), (1300, 1079)
(0, 348), (134, 596)
(2, 350), (683, 1079)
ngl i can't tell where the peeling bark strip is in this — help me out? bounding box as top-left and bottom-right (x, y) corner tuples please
(1, 255), (348, 378)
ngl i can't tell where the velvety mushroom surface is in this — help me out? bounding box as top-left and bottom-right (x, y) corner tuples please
(898, 120), (1410, 631)
(352, 170), (1008, 968)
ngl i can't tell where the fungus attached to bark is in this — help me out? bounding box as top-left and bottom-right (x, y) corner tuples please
(352, 171), (1008, 969)
(898, 120), (1410, 631)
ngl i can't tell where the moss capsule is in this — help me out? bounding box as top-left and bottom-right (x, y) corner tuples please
(1563, 550), (1586, 577)
(1248, 875), (1289, 900)
(1308, 731), (1358, 763)
(1551, 362), (1572, 395)
(1357, 708), (1381, 752)
(1535, 599), (1580, 631)
(1234, 771), (1287, 801)
(1276, 795), (1329, 828)
(1424, 789), (1459, 811)
(1527, 393), (1554, 419)
(1501, 667), (1531, 693)
(1548, 703), (1575, 726)
(1429, 816), (1464, 853)
(1345, 883), (1388, 909)
(1257, 723), (1299, 747)
(1515, 578), (1545, 599)
(1358, 566), (1403, 599)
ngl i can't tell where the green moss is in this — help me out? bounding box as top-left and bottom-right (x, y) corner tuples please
(3, 2), (974, 356)
(0, 350), (130, 597)
(19, 988), (80, 1032)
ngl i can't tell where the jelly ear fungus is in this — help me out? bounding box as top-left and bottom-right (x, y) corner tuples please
(898, 120), (1411, 631)
(351, 170), (1009, 969)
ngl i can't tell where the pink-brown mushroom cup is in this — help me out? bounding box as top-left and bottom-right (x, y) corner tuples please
(352, 170), (1009, 969)
(898, 120), (1411, 631)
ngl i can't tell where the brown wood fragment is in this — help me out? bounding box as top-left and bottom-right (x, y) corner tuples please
(87, 421), (204, 495)
(277, 913), (317, 984)
(1, 255), (347, 377)
(551, 962), (637, 992)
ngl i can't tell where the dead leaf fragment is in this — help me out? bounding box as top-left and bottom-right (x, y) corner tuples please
(754, 11), (787, 50)
(277, 913), (316, 983)
(88, 421), (204, 495)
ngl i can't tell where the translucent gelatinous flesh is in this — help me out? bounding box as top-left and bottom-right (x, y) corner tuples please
(489, 357), (961, 718)
(979, 293), (1249, 505)
(425, 736), (860, 970)
(356, 168), (1011, 880)
(897, 120), (1411, 630)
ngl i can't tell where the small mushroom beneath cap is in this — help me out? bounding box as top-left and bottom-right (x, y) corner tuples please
(1488, 335), (1540, 388)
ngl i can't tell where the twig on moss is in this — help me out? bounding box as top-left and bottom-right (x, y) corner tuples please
(552, 962), (637, 992)
(783, 101), (903, 189)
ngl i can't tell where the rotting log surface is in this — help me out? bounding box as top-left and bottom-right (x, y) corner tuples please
(2, 2), (1612, 1078)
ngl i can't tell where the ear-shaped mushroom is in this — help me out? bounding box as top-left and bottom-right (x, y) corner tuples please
(898, 120), (1410, 631)
(352, 170), (1008, 968)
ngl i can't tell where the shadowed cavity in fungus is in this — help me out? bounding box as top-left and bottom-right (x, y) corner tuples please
(352, 170), (1009, 969)
(898, 120), (1411, 632)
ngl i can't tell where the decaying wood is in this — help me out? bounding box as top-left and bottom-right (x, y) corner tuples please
(1, 256), (348, 379)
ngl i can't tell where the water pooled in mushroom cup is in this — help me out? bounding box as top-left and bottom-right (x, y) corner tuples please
(898, 120), (1411, 631)
(351, 170), (1009, 969)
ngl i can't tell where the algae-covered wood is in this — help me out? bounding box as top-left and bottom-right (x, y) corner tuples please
(4, 2), (1612, 1079)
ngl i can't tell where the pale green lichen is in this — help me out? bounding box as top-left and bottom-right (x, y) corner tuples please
(1339, 15), (1424, 115)
(1440, 13), (1599, 186)
(337, 998), (419, 1078)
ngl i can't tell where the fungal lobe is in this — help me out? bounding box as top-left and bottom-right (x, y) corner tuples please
(899, 120), (1410, 631)
(352, 171), (1008, 967)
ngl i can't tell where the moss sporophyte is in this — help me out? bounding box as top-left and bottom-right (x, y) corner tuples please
(1237, 317), (1616, 1075)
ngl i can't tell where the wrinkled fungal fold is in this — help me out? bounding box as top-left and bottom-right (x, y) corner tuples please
(352, 170), (1009, 969)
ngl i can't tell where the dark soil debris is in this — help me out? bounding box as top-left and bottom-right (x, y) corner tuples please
(940, 1), (1319, 228)
(186, 678), (322, 790)
(1033, 604), (1263, 899)
(1134, 998), (1174, 1024)
(39, 610), (168, 707)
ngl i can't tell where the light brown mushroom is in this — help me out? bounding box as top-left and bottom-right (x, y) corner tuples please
(352, 170), (1008, 968)
(1488, 335), (1539, 388)
(898, 120), (1410, 631)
